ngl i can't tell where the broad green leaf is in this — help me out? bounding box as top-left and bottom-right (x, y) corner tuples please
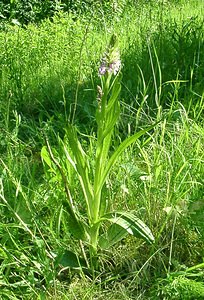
(99, 223), (128, 249)
(62, 143), (77, 171)
(102, 102), (120, 140)
(96, 101), (120, 177)
(41, 146), (52, 168)
(57, 250), (87, 269)
(106, 78), (121, 113)
(98, 124), (157, 192)
(66, 126), (87, 170)
(101, 211), (155, 244)
(63, 201), (89, 242)
(65, 126), (93, 217)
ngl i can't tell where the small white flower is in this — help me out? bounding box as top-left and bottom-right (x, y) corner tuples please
(163, 206), (173, 215)
(140, 175), (151, 181)
(121, 184), (129, 194)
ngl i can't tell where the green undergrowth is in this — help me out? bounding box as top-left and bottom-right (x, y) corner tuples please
(0, 0), (204, 299)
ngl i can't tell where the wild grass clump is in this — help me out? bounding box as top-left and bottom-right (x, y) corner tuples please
(151, 276), (204, 299)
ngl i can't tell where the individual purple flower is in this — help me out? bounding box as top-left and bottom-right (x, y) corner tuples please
(98, 61), (107, 76)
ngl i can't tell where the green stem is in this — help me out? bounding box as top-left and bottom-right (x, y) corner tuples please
(89, 223), (100, 273)
(92, 74), (111, 223)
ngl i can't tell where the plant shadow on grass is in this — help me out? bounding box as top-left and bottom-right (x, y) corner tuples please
(2, 15), (203, 145)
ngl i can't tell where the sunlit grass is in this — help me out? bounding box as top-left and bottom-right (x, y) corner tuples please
(0, 0), (203, 299)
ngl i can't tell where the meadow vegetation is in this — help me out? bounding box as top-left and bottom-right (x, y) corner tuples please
(0, 0), (204, 299)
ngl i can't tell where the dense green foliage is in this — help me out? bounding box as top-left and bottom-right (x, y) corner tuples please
(0, 0), (125, 24)
(0, 0), (203, 299)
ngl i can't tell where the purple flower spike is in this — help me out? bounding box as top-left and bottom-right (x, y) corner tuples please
(98, 34), (121, 77)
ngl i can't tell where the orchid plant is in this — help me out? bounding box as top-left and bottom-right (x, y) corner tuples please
(41, 34), (155, 274)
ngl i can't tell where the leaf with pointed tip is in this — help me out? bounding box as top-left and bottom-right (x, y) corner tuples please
(65, 125), (93, 212)
(101, 211), (154, 245)
(63, 201), (89, 242)
(98, 123), (158, 194)
(41, 146), (52, 169)
(58, 250), (87, 269)
(99, 223), (128, 249)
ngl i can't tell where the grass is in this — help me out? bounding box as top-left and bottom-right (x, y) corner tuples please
(0, 0), (204, 298)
